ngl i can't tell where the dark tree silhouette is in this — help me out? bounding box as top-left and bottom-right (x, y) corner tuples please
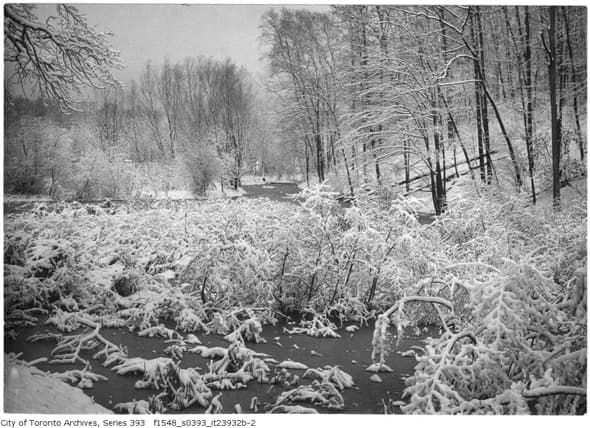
(4, 4), (122, 110)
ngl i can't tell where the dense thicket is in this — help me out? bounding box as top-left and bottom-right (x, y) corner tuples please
(4, 188), (586, 413)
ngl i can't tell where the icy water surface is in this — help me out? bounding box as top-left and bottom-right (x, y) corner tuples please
(5, 320), (428, 414)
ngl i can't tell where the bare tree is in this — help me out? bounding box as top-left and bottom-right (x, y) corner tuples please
(4, 4), (122, 110)
(506, 6), (537, 202)
(561, 7), (586, 162)
(138, 62), (167, 156)
(95, 88), (124, 162)
(157, 59), (183, 157)
(261, 8), (348, 186)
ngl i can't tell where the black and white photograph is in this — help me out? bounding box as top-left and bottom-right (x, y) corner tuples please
(2, 1), (587, 418)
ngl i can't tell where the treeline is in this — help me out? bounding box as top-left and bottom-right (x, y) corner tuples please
(4, 57), (289, 198)
(4, 5), (586, 209)
(260, 5), (587, 211)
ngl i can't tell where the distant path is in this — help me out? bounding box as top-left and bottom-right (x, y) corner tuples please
(241, 182), (301, 203)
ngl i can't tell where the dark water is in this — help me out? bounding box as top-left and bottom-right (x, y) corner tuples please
(5, 320), (427, 414)
(4, 185), (437, 226)
(241, 183), (301, 204)
(240, 184), (436, 224)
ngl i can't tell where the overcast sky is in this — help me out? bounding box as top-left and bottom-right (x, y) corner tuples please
(36, 3), (329, 86)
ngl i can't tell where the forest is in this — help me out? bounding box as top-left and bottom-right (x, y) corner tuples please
(3, 4), (588, 416)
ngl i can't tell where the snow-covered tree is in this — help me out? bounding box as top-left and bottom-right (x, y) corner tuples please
(5, 4), (122, 110)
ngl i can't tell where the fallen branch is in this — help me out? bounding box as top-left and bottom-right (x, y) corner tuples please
(138, 324), (181, 340)
(50, 323), (123, 365)
(522, 386), (586, 399)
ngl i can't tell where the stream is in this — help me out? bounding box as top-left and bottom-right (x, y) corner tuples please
(4, 184), (435, 414)
(5, 320), (430, 414)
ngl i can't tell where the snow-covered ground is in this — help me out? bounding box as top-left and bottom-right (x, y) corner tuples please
(152, 190), (195, 199)
(3, 194), (54, 203)
(4, 356), (112, 414)
(241, 174), (304, 185)
(3, 184), (248, 204)
(208, 186), (247, 199)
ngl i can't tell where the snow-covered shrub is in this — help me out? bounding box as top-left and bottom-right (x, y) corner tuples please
(65, 148), (144, 200)
(4, 181), (585, 415)
(386, 192), (587, 415)
(4, 117), (72, 195)
(183, 142), (224, 196)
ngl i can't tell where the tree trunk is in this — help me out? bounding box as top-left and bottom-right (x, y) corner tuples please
(480, 15), (492, 182)
(404, 138), (411, 193)
(360, 6), (369, 186)
(423, 132), (441, 215)
(304, 136), (310, 185)
(522, 7), (536, 203)
(341, 146), (355, 198)
(467, 43), (523, 187)
(439, 92), (479, 194)
(375, 6), (389, 185)
(432, 97), (446, 214)
(470, 10), (486, 182)
(549, 6), (561, 209)
(511, 6), (537, 203)
(315, 109), (325, 183)
(330, 134), (337, 168)
(349, 22), (358, 173)
(315, 134), (324, 183)
(362, 142), (368, 184)
(453, 143), (459, 178)
(475, 8), (493, 183)
(371, 137), (381, 185)
(502, 8), (516, 99)
(490, 22), (507, 100)
(562, 7), (585, 161)
(465, 10), (522, 187)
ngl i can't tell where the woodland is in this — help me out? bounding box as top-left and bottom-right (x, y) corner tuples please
(2, 4), (588, 415)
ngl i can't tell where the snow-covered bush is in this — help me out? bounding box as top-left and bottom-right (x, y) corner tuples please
(371, 192), (587, 415)
(4, 117), (73, 195)
(3, 184), (459, 333)
(183, 143), (225, 196)
(4, 181), (585, 414)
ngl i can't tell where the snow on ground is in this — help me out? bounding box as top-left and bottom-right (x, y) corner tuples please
(153, 190), (195, 199)
(207, 186), (246, 199)
(2, 185), (247, 204)
(241, 174), (303, 185)
(534, 178), (587, 212)
(4, 357), (112, 414)
(410, 174), (587, 215)
(3, 194), (53, 203)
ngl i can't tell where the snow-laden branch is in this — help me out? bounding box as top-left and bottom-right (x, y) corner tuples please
(383, 295), (453, 318)
(522, 386), (586, 398)
(5, 4), (123, 111)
